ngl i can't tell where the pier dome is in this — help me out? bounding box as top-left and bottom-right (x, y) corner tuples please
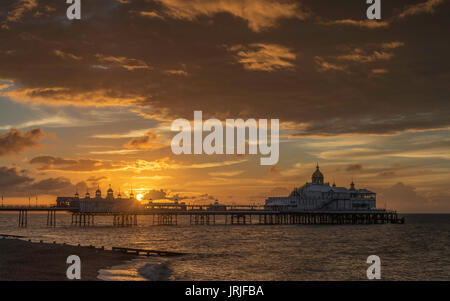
(312, 164), (324, 184)
(106, 185), (114, 200)
(95, 186), (101, 198)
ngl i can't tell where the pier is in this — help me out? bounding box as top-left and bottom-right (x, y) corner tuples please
(0, 205), (404, 227)
(0, 206), (69, 228)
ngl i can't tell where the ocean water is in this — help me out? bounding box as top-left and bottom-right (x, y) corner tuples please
(0, 213), (449, 281)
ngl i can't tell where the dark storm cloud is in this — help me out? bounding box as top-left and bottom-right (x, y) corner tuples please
(0, 0), (449, 135)
(29, 177), (70, 190)
(0, 165), (85, 196)
(0, 128), (45, 156)
(0, 166), (32, 188)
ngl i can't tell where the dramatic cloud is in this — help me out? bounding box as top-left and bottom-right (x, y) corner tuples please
(336, 50), (393, 63)
(54, 50), (82, 61)
(29, 177), (78, 192)
(1, 0), (37, 29)
(164, 69), (189, 76)
(3, 88), (145, 107)
(124, 131), (166, 150)
(0, 0), (448, 137)
(0, 128), (45, 156)
(312, 42), (404, 75)
(398, 0), (445, 19)
(29, 155), (247, 173)
(95, 54), (151, 71)
(156, 0), (309, 32)
(0, 166), (85, 197)
(131, 10), (164, 19)
(228, 43), (296, 71)
(346, 163), (363, 172)
(29, 156), (122, 172)
(314, 56), (346, 72)
(0, 166), (32, 188)
(320, 19), (389, 29)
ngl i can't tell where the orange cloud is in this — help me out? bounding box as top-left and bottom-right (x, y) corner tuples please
(54, 50), (82, 61)
(398, 0), (444, 19)
(320, 19), (389, 29)
(131, 10), (164, 19)
(2, 0), (37, 29)
(314, 56), (346, 72)
(156, 0), (309, 32)
(336, 50), (393, 63)
(2, 87), (145, 107)
(164, 69), (189, 76)
(95, 54), (151, 71)
(228, 43), (296, 71)
(124, 130), (167, 150)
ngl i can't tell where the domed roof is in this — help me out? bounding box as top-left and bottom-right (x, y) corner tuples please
(311, 164), (324, 184)
(312, 168), (323, 178)
(107, 184), (113, 193)
(312, 164), (323, 178)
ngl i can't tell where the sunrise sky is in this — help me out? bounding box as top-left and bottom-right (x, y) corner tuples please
(0, 0), (449, 212)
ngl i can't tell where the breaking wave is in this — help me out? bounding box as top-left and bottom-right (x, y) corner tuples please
(97, 258), (170, 281)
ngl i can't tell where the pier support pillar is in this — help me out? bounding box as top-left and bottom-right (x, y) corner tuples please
(18, 210), (28, 228)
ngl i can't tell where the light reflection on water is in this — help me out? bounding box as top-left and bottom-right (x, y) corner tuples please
(0, 212), (449, 280)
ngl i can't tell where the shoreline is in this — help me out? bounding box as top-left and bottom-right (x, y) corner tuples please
(0, 238), (136, 281)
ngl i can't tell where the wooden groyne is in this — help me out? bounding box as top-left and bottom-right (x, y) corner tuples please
(112, 247), (186, 257)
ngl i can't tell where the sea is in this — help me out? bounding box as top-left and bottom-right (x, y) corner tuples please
(0, 213), (449, 281)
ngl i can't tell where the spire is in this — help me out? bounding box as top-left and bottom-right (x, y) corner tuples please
(130, 185), (134, 199)
(350, 178), (355, 191)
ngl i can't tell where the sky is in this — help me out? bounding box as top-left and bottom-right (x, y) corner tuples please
(0, 0), (449, 212)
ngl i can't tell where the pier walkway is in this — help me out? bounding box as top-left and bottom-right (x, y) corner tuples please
(0, 205), (404, 227)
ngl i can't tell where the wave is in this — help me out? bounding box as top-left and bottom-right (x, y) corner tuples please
(97, 258), (171, 281)
(138, 262), (170, 281)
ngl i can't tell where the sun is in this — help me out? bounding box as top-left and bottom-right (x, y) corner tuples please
(136, 194), (143, 201)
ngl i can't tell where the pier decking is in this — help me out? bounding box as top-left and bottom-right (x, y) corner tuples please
(0, 205), (404, 227)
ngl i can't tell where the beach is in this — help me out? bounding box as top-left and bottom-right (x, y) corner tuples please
(0, 238), (135, 281)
